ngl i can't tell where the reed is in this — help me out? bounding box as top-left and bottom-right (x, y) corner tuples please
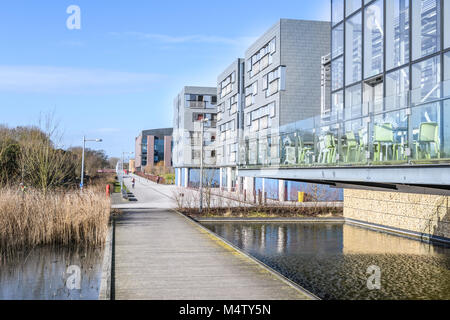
(0, 187), (111, 255)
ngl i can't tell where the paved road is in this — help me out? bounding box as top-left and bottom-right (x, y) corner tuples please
(112, 176), (313, 300)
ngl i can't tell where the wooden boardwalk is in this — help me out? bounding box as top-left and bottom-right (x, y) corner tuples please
(111, 177), (314, 300)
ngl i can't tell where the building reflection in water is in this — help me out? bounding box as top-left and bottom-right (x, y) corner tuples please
(202, 222), (450, 300)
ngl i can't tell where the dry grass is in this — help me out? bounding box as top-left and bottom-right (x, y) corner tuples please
(0, 187), (111, 255)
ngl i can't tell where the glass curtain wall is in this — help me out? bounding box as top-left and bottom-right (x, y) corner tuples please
(345, 12), (362, 85)
(386, 0), (410, 70)
(412, 0), (440, 60)
(364, 0), (384, 78)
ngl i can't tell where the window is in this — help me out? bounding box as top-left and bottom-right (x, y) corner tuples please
(345, 12), (362, 85)
(229, 94), (238, 115)
(445, 52), (450, 97)
(412, 0), (440, 61)
(249, 38), (276, 78)
(332, 90), (344, 118)
(445, 0), (450, 49)
(332, 0), (344, 26)
(345, 84), (362, 109)
(386, 0), (410, 70)
(332, 23), (344, 58)
(386, 67), (410, 98)
(245, 82), (258, 108)
(263, 66), (286, 97)
(346, 0), (361, 17)
(269, 102), (276, 118)
(220, 72), (235, 98)
(364, 0), (384, 79)
(249, 104), (274, 131)
(412, 55), (441, 104)
(386, 67), (410, 110)
(332, 57), (344, 90)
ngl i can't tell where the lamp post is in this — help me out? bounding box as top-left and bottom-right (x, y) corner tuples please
(121, 151), (134, 192)
(80, 136), (102, 192)
(199, 118), (209, 214)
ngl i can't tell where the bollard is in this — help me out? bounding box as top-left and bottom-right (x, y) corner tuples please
(298, 191), (305, 203)
(106, 184), (110, 198)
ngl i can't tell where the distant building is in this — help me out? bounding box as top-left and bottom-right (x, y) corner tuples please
(172, 86), (219, 187)
(216, 58), (245, 191)
(135, 128), (173, 172)
(129, 159), (136, 174)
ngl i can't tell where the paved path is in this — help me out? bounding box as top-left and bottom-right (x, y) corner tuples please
(112, 177), (313, 300)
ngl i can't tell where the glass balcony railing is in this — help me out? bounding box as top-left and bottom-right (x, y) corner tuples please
(238, 80), (450, 168)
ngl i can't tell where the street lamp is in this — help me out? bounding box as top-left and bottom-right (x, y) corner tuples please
(199, 118), (209, 214)
(121, 151), (134, 192)
(80, 136), (102, 191)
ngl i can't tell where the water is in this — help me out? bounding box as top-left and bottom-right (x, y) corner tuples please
(0, 246), (104, 300)
(202, 222), (450, 300)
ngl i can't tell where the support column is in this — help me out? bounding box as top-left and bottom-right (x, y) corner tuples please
(278, 180), (286, 202)
(184, 168), (189, 188)
(178, 168), (182, 186)
(244, 177), (255, 196)
(227, 167), (232, 192)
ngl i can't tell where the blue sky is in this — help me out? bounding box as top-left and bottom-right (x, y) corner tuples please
(0, 0), (330, 157)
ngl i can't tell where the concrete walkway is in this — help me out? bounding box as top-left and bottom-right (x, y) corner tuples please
(112, 176), (313, 300)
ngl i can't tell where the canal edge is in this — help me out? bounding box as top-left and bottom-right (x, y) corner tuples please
(172, 209), (321, 301)
(98, 218), (114, 300)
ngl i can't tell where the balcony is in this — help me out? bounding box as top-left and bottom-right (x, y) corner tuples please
(187, 101), (206, 109)
(238, 80), (450, 192)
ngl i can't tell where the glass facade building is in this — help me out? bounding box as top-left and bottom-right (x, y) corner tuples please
(239, 0), (450, 169)
(330, 0), (450, 163)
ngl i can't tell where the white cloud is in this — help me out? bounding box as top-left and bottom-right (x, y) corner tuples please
(0, 65), (165, 94)
(109, 32), (257, 47)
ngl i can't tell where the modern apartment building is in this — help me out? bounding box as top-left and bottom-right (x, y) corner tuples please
(135, 128), (173, 172)
(216, 58), (245, 191)
(240, 19), (331, 200)
(173, 86), (219, 187)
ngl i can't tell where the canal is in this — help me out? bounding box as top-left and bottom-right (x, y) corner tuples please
(202, 221), (450, 300)
(0, 246), (104, 300)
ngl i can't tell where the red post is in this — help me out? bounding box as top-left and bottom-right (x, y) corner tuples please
(106, 184), (110, 197)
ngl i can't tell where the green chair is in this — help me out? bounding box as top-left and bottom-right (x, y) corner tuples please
(318, 133), (336, 164)
(297, 136), (313, 164)
(373, 123), (395, 162)
(343, 131), (358, 163)
(415, 122), (440, 160)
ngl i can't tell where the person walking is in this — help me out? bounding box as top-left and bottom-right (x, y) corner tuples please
(132, 177), (135, 189)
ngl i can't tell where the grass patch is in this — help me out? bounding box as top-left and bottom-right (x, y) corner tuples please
(179, 206), (343, 219)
